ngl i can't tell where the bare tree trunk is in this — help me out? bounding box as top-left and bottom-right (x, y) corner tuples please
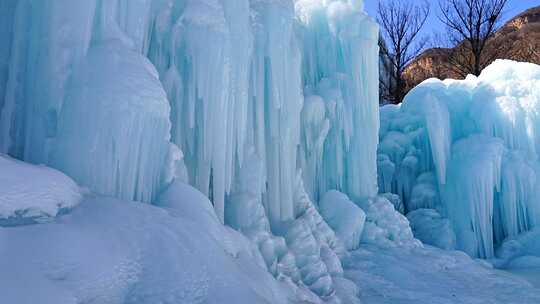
(439, 0), (509, 77)
(378, 0), (430, 104)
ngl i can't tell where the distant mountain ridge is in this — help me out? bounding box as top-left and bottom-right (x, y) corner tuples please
(403, 5), (540, 91)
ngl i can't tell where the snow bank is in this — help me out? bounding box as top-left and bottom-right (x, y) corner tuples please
(0, 154), (81, 225)
(379, 60), (540, 258)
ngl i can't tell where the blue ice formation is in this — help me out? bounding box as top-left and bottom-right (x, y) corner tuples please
(379, 60), (540, 258)
(0, 1), (383, 303)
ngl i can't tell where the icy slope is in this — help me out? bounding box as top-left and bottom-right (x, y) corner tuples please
(378, 60), (540, 258)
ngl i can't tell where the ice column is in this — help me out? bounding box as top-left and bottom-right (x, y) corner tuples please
(250, 0), (304, 225)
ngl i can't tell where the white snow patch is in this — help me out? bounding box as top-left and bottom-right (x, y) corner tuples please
(0, 155), (81, 225)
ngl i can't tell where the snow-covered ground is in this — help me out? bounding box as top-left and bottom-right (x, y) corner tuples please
(344, 244), (540, 304)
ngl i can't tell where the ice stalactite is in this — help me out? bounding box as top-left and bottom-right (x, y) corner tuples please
(249, 0), (304, 226)
(296, 0), (380, 203)
(494, 151), (539, 244)
(443, 135), (504, 258)
(300, 95), (330, 206)
(147, 0), (256, 223)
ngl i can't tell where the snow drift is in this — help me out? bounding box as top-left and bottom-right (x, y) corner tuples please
(0, 160), (290, 304)
(0, 154), (81, 226)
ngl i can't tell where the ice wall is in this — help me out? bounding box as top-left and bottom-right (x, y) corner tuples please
(379, 60), (540, 258)
(0, 0), (380, 302)
(0, 0), (379, 221)
(144, 0), (379, 225)
(0, 0), (175, 202)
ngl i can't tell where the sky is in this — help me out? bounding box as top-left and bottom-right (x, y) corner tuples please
(364, 0), (540, 39)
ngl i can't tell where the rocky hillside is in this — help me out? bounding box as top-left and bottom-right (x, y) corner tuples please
(403, 5), (540, 91)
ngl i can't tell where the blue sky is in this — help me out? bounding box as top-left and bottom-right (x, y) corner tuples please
(364, 0), (540, 38)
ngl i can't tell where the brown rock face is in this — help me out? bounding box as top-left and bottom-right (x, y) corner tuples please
(402, 6), (540, 95)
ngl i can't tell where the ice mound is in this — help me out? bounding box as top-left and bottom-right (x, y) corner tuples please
(0, 154), (81, 226)
(378, 60), (540, 258)
(407, 208), (456, 250)
(51, 43), (173, 203)
(319, 190), (366, 251)
(497, 228), (540, 264)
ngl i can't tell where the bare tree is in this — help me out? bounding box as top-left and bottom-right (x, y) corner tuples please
(378, 0), (430, 104)
(438, 0), (509, 77)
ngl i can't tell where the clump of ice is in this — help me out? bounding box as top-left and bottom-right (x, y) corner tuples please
(407, 208), (456, 250)
(408, 172), (440, 212)
(360, 195), (421, 248)
(495, 227), (540, 286)
(226, 151), (298, 282)
(0, 154), (81, 226)
(496, 228), (540, 264)
(285, 174), (352, 302)
(319, 190), (366, 251)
